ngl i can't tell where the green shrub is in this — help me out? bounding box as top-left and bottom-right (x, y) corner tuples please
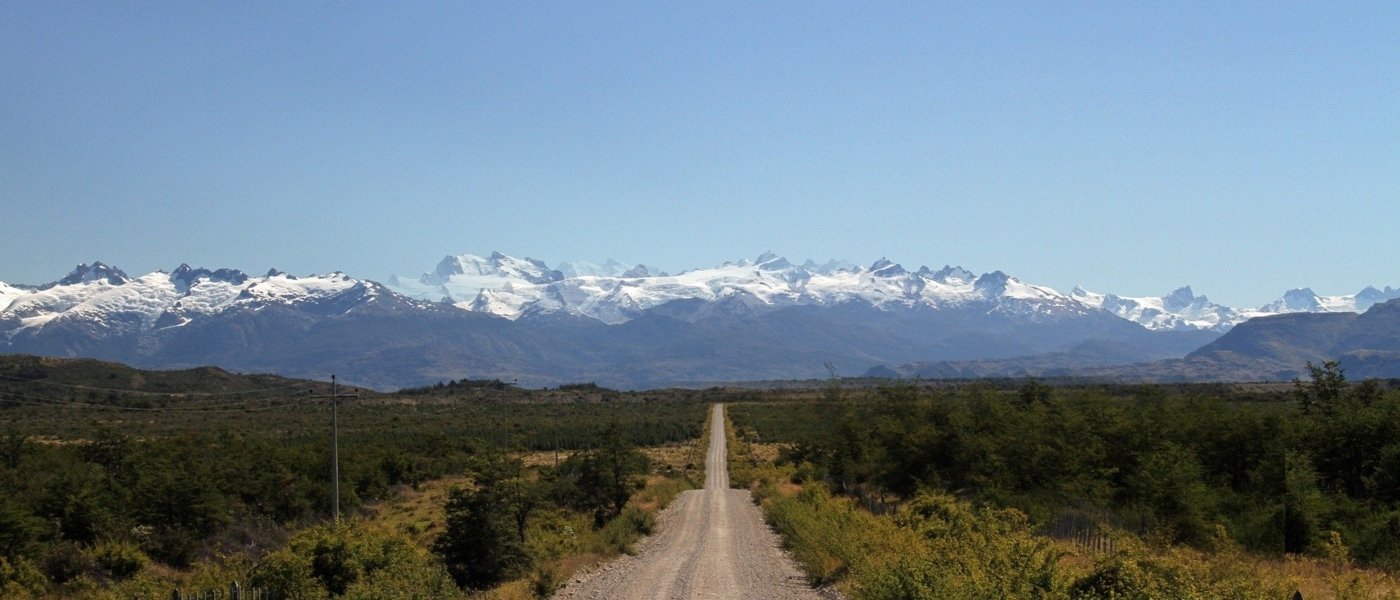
(763, 483), (922, 587)
(529, 564), (562, 599)
(252, 523), (458, 600)
(600, 505), (655, 554)
(0, 555), (46, 599)
(42, 541), (90, 585)
(1069, 557), (1156, 600)
(860, 492), (1065, 600)
(87, 539), (148, 579)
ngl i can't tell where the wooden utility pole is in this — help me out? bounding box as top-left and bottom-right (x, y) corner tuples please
(310, 375), (358, 522)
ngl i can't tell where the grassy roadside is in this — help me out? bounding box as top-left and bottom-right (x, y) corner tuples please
(724, 422), (1398, 599)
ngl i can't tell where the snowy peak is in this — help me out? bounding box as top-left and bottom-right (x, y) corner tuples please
(1263, 288), (1321, 313)
(558, 258), (632, 278)
(1071, 285), (1239, 332)
(868, 258), (907, 278)
(928, 266), (976, 285)
(0, 282), (25, 312)
(1071, 282), (1400, 332)
(0, 264), (405, 337)
(1355, 286), (1400, 308)
(387, 252), (1102, 325)
(1256, 285), (1400, 314)
(425, 252), (563, 286)
(1163, 286), (1197, 311)
(620, 265), (657, 278)
(171, 264), (250, 290)
(800, 259), (857, 275)
(235, 271), (363, 306)
(396, 252), (569, 305)
(57, 262), (129, 286)
(5, 253), (1397, 339)
(755, 252), (792, 271)
(972, 271), (1010, 297)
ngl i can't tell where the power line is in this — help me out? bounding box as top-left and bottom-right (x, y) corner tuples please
(309, 375), (358, 523)
(0, 372), (310, 396)
(0, 389), (310, 413)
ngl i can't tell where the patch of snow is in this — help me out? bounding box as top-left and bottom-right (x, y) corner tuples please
(0, 281), (25, 312)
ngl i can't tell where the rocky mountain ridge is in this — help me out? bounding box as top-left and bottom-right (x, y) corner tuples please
(2, 256), (1395, 389)
(387, 252), (1399, 331)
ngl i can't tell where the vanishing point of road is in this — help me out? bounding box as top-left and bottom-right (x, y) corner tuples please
(552, 404), (835, 600)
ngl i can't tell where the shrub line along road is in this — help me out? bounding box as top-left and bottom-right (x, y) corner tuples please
(552, 404), (836, 600)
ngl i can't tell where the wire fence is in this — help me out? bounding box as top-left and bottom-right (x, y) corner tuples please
(171, 581), (280, 600)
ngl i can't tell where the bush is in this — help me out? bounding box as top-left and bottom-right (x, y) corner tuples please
(529, 564), (562, 599)
(252, 523), (459, 600)
(87, 540), (148, 580)
(42, 541), (90, 585)
(860, 492), (1064, 600)
(1069, 557), (1156, 600)
(762, 483), (922, 587)
(0, 555), (46, 599)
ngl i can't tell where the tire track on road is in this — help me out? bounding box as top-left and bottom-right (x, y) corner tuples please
(553, 404), (834, 600)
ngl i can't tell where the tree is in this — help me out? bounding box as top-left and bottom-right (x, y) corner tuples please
(433, 453), (533, 590)
(1128, 442), (1214, 545)
(1295, 361), (1347, 415)
(554, 423), (648, 524)
(1283, 451), (1325, 554)
(1017, 379), (1054, 406)
(0, 497), (45, 561)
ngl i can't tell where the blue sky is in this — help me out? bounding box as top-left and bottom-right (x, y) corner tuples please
(2, 2), (1397, 307)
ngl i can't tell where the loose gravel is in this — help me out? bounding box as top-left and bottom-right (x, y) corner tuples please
(552, 404), (841, 600)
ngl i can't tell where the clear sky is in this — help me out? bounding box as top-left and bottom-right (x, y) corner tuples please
(2, 2), (1397, 307)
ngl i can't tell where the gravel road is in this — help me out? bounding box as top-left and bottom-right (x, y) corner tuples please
(552, 404), (838, 600)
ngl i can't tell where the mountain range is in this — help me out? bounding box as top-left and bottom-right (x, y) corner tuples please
(380, 251), (1400, 332)
(2, 252), (1397, 389)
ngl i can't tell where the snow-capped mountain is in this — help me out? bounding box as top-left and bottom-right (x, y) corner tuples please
(1, 262), (403, 340)
(386, 251), (564, 302)
(1069, 286), (1247, 332)
(3, 257), (1195, 389)
(391, 252), (1092, 325)
(3, 254), (1396, 389)
(1070, 284), (1400, 332)
(558, 259), (642, 279)
(0, 281), (27, 312)
(1257, 286), (1400, 314)
(388, 251), (1397, 332)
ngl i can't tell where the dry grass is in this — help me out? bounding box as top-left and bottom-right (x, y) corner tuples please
(476, 579), (534, 600)
(515, 438), (703, 474)
(1046, 529), (1400, 600)
(746, 441), (784, 463)
(362, 475), (470, 548)
(1275, 555), (1400, 600)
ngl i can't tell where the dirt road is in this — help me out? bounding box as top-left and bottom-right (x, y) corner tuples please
(553, 404), (835, 600)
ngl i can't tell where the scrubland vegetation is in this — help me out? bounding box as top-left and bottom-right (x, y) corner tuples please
(4, 353), (1399, 599)
(0, 359), (710, 598)
(728, 365), (1400, 599)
